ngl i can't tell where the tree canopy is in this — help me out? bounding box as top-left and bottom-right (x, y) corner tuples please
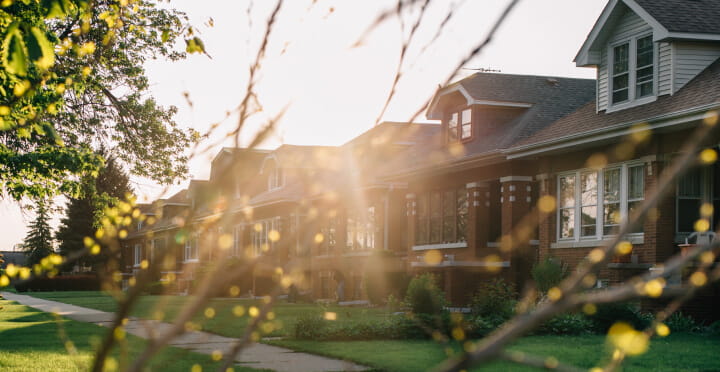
(0, 0), (202, 200)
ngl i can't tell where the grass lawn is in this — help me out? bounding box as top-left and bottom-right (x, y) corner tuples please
(0, 297), (264, 371)
(267, 334), (720, 372)
(26, 291), (389, 338)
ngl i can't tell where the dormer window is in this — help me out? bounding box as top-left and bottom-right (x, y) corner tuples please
(447, 108), (472, 142)
(268, 167), (283, 190)
(610, 35), (655, 108)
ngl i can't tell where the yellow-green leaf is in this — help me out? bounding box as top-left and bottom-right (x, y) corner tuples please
(2, 23), (28, 76)
(26, 27), (55, 70)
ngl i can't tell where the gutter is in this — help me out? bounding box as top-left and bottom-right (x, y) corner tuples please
(504, 103), (720, 159)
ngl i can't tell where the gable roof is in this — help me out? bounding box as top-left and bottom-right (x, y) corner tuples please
(508, 58), (720, 158)
(576, 0), (720, 66)
(260, 144), (340, 173)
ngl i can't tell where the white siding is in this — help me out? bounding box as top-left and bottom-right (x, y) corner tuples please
(673, 42), (720, 93)
(658, 42), (672, 96)
(597, 8), (651, 111)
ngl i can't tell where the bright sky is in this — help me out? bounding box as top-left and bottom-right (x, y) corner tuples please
(0, 0), (608, 250)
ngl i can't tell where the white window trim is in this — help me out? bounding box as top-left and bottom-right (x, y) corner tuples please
(252, 218), (280, 256)
(184, 236), (199, 263)
(557, 161), (645, 242)
(133, 243), (142, 267)
(675, 165), (718, 238)
(232, 225), (242, 257)
(606, 33), (658, 113)
(268, 168), (284, 191)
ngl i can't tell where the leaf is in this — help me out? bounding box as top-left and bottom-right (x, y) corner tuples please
(42, 0), (74, 18)
(161, 30), (170, 43)
(2, 23), (28, 76)
(185, 37), (205, 54)
(25, 27), (55, 70)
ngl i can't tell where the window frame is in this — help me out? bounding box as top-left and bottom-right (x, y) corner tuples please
(557, 161), (645, 241)
(415, 188), (469, 245)
(445, 108), (473, 143)
(184, 236), (199, 262)
(268, 168), (284, 191)
(232, 225), (242, 257)
(133, 243), (142, 267)
(676, 161), (720, 238)
(345, 206), (376, 251)
(252, 218), (281, 256)
(607, 33), (657, 111)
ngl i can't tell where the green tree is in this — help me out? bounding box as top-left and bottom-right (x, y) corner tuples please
(0, 0), (201, 201)
(55, 153), (131, 271)
(22, 199), (54, 266)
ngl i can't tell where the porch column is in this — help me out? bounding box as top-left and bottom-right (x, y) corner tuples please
(467, 182), (490, 257)
(536, 173), (553, 261)
(500, 176), (535, 288)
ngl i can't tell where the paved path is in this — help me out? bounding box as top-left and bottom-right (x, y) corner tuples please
(1, 292), (367, 372)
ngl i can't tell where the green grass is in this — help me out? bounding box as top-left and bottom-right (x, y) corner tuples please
(267, 334), (720, 372)
(0, 298), (263, 371)
(26, 291), (389, 338)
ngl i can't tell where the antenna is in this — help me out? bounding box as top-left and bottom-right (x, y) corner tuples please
(462, 67), (502, 73)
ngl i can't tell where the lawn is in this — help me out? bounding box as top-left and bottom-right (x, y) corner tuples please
(26, 291), (390, 338)
(267, 334), (720, 372)
(0, 297), (263, 371)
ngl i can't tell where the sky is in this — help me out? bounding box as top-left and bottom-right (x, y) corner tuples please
(0, 0), (608, 250)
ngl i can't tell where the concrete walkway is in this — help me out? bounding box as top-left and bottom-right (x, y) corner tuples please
(1, 292), (367, 372)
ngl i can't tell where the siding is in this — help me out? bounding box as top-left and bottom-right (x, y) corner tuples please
(658, 42), (672, 96)
(673, 42), (720, 93)
(597, 8), (651, 111)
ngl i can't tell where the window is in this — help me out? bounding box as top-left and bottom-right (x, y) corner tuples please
(415, 188), (468, 245)
(346, 207), (376, 251)
(677, 161), (720, 235)
(252, 218), (280, 256)
(446, 108), (472, 142)
(151, 238), (165, 262)
(184, 236), (198, 262)
(610, 35), (654, 106)
(268, 168), (283, 190)
(232, 225), (242, 257)
(133, 243), (143, 266)
(558, 163), (644, 240)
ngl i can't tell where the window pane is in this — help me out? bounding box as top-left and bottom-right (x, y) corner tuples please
(604, 168), (620, 203)
(613, 44), (629, 74)
(430, 192), (442, 243)
(461, 123), (472, 139)
(581, 172), (598, 205)
(457, 188), (468, 242)
(442, 191), (455, 242)
(449, 113), (458, 128)
(628, 166), (644, 200)
(347, 211), (355, 250)
(678, 169), (702, 197)
(678, 199), (701, 233)
(461, 109), (471, 124)
(581, 206), (597, 237)
(560, 175), (575, 208)
(416, 195), (428, 245)
(604, 203), (621, 235)
(636, 36), (653, 67)
(560, 209), (575, 238)
(628, 200), (644, 233)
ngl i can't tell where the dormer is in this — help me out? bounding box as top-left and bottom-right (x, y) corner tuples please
(576, 0), (720, 113)
(260, 155), (284, 191)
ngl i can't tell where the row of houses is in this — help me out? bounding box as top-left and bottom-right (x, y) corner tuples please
(122, 0), (720, 311)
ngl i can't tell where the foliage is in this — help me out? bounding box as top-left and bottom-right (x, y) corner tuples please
(0, 0), (201, 201)
(469, 278), (517, 320)
(706, 321), (720, 336)
(22, 199), (54, 266)
(468, 315), (508, 338)
(55, 153), (131, 271)
(665, 312), (700, 333)
(588, 302), (650, 333)
(536, 313), (594, 335)
(14, 274), (99, 291)
(404, 273), (446, 315)
(294, 313), (444, 341)
(294, 313), (328, 340)
(531, 257), (569, 294)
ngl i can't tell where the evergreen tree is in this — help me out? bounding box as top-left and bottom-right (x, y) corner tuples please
(23, 200), (55, 267)
(56, 154), (132, 271)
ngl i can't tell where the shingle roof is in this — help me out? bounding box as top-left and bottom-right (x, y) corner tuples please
(513, 57), (720, 149)
(634, 0), (720, 35)
(269, 145), (340, 170)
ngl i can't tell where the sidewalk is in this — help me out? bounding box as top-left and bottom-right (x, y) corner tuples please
(1, 292), (367, 372)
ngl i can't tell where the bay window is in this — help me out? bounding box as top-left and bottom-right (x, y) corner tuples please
(415, 188), (468, 245)
(558, 163), (645, 240)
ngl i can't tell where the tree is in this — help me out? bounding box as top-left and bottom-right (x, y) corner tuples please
(22, 200), (54, 266)
(56, 153), (131, 271)
(0, 0), (201, 201)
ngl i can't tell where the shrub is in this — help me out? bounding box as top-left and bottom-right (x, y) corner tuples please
(468, 314), (507, 338)
(537, 313), (593, 335)
(706, 320), (720, 336)
(588, 302), (649, 333)
(404, 273), (446, 315)
(469, 279), (517, 320)
(531, 257), (568, 294)
(294, 314), (328, 340)
(14, 275), (100, 292)
(665, 312), (699, 333)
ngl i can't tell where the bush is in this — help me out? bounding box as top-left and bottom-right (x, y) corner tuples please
(531, 257), (568, 294)
(404, 273), (446, 315)
(14, 275), (100, 292)
(537, 313), (594, 335)
(665, 312), (700, 333)
(706, 320), (720, 336)
(292, 313), (450, 341)
(469, 279), (517, 320)
(294, 314), (328, 340)
(588, 302), (649, 333)
(468, 314), (507, 338)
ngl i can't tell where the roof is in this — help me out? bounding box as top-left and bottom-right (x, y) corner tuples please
(261, 145), (340, 172)
(510, 58), (720, 154)
(634, 0), (720, 35)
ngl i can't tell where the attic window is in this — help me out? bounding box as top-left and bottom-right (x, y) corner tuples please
(447, 108), (472, 142)
(609, 34), (655, 108)
(268, 168), (283, 190)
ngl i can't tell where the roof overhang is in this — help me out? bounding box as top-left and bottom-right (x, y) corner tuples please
(426, 84), (532, 120)
(574, 0), (670, 67)
(505, 103), (720, 159)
